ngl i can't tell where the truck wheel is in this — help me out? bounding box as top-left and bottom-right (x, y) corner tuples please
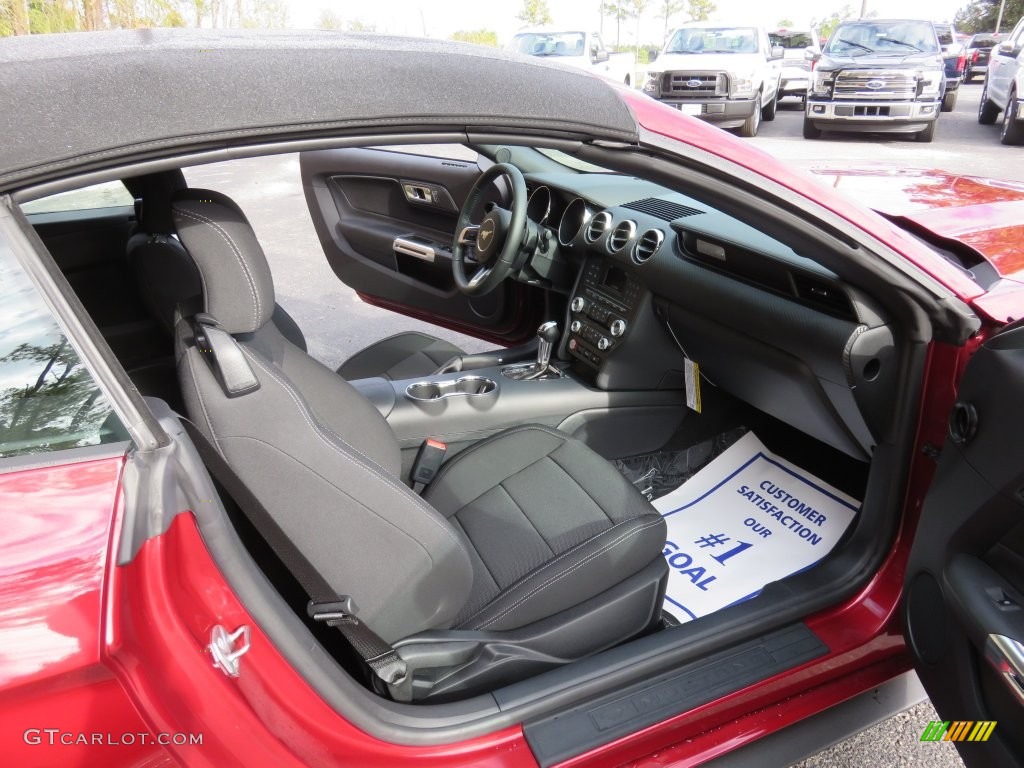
(941, 89), (958, 112)
(739, 94), (762, 137)
(963, 70), (973, 84)
(624, 74), (631, 87)
(1001, 89), (1024, 145)
(915, 120), (936, 143)
(761, 93), (778, 121)
(978, 81), (1000, 125)
(802, 115), (821, 139)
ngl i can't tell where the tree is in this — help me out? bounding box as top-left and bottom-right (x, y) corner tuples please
(954, 0), (1023, 33)
(811, 4), (856, 42)
(451, 29), (499, 46)
(345, 18), (376, 32)
(516, 0), (552, 26)
(629, 0), (649, 57)
(239, 0), (287, 29)
(777, 17), (794, 27)
(686, 0), (715, 22)
(659, 0), (684, 37)
(316, 9), (342, 30)
(606, 1), (630, 46)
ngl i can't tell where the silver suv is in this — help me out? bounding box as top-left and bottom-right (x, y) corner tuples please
(978, 16), (1024, 144)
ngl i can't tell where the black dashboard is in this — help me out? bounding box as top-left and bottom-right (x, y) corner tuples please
(521, 172), (898, 462)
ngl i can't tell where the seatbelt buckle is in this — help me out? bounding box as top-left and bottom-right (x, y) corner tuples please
(308, 596), (359, 623)
(411, 438), (447, 488)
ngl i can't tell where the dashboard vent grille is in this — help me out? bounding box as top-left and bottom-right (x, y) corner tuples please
(632, 229), (664, 264)
(585, 211), (612, 243)
(609, 220), (636, 252)
(623, 198), (703, 221)
(792, 273), (854, 317)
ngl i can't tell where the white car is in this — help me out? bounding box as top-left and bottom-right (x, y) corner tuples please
(978, 16), (1024, 145)
(769, 28), (820, 102)
(509, 28), (636, 86)
(643, 22), (784, 137)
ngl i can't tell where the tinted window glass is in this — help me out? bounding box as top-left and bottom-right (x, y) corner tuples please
(667, 27), (759, 54)
(969, 35), (1000, 48)
(933, 24), (954, 46)
(826, 20), (940, 55)
(0, 234), (127, 458)
(770, 31), (813, 49)
(510, 32), (586, 57)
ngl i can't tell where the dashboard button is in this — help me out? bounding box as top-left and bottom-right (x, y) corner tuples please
(571, 296), (586, 313)
(598, 337), (611, 351)
(610, 319), (626, 337)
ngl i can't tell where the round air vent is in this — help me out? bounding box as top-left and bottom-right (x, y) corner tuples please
(609, 220), (636, 253)
(632, 228), (665, 264)
(585, 211), (612, 243)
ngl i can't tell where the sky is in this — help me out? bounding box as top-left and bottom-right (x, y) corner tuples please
(283, 0), (966, 44)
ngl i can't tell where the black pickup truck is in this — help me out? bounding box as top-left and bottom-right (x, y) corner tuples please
(804, 18), (946, 142)
(934, 22), (966, 111)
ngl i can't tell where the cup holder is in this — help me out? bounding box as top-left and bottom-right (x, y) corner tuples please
(406, 376), (497, 403)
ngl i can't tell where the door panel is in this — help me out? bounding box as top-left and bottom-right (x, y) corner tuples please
(904, 325), (1024, 766)
(300, 147), (544, 346)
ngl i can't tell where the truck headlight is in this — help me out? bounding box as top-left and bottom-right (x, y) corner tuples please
(811, 71), (833, 95)
(918, 70), (943, 96)
(731, 75), (755, 96)
(643, 72), (662, 94)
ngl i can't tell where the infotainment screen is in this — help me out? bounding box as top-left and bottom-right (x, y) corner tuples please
(602, 264), (628, 295)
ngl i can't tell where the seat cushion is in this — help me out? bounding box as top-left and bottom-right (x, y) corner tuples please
(424, 424), (667, 631)
(336, 331), (464, 381)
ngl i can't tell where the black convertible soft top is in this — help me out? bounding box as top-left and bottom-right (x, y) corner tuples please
(0, 30), (640, 190)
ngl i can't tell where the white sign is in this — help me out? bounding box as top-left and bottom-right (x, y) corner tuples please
(653, 432), (859, 623)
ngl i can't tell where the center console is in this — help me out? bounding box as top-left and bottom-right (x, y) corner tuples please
(566, 256), (645, 370)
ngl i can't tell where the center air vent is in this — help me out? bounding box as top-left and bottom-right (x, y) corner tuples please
(585, 211), (612, 243)
(632, 229), (664, 264)
(609, 220), (636, 252)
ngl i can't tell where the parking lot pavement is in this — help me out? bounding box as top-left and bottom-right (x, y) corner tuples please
(751, 83), (1024, 183)
(186, 92), (1007, 763)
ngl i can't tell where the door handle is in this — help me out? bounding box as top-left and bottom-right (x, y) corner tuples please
(985, 634), (1024, 706)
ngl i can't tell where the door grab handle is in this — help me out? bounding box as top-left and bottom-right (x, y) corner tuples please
(393, 237), (436, 263)
(985, 633), (1024, 706)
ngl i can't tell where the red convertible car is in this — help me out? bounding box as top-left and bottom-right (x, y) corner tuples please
(2, 31), (1024, 768)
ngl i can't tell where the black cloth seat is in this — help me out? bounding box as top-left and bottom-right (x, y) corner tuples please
(170, 188), (668, 700)
(126, 176), (465, 381)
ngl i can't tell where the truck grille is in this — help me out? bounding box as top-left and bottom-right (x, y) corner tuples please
(833, 70), (916, 99)
(662, 71), (728, 97)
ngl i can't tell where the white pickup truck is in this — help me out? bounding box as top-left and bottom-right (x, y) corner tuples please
(642, 22), (784, 136)
(509, 29), (636, 86)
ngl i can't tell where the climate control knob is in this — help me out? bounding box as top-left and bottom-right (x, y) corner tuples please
(610, 318), (626, 337)
(570, 296), (586, 313)
(597, 337), (611, 351)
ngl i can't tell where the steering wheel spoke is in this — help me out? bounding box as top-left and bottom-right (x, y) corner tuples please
(457, 225), (480, 245)
(451, 163), (527, 296)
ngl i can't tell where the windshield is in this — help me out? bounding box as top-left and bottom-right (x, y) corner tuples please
(511, 31), (586, 57)
(969, 35), (1000, 48)
(932, 25), (955, 46)
(825, 20), (939, 56)
(769, 31), (814, 49)
(666, 27), (759, 54)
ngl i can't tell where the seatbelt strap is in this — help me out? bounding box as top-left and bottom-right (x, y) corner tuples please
(181, 420), (408, 686)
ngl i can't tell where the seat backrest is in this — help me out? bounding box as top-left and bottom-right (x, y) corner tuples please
(171, 188), (473, 643)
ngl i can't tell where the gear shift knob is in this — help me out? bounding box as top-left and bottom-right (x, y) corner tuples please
(536, 321), (559, 369)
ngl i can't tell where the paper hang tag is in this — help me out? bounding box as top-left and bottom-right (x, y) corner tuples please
(684, 358), (702, 413)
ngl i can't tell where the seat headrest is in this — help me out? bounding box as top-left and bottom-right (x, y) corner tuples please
(171, 188), (275, 334)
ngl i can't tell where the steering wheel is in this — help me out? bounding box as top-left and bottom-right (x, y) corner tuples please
(452, 162), (528, 296)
